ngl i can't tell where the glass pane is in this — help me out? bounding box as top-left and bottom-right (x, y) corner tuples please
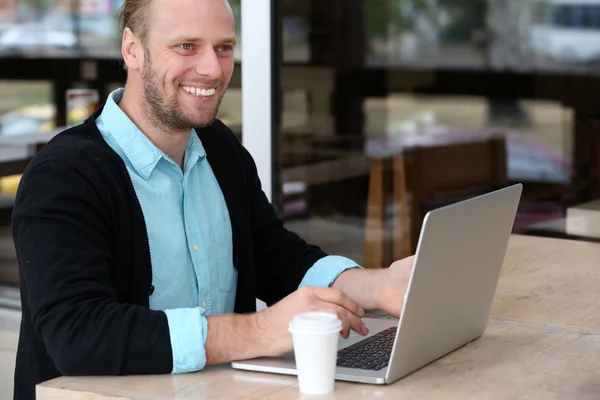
(282, 0), (310, 62)
(0, 81), (53, 135)
(275, 0), (600, 271)
(223, 0), (242, 138)
(0, 0), (122, 58)
(365, 0), (487, 68)
(0, 80), (53, 288)
(218, 87), (242, 139)
(229, 0), (242, 61)
(0, 0), (242, 59)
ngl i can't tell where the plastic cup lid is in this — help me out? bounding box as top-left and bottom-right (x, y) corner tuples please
(288, 312), (342, 334)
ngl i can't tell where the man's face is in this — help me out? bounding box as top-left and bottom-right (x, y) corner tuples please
(139, 0), (236, 131)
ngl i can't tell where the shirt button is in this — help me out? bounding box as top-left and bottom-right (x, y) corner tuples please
(202, 300), (207, 308)
(192, 242), (199, 252)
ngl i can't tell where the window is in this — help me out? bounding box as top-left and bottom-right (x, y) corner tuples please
(0, 81), (53, 289)
(581, 6), (600, 29)
(275, 1), (597, 269)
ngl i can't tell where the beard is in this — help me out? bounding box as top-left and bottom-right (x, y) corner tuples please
(140, 50), (224, 133)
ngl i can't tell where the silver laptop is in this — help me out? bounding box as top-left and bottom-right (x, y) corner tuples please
(231, 184), (523, 385)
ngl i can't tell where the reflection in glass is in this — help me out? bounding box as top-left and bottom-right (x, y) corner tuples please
(0, 80), (53, 136)
(530, 0), (600, 65)
(0, 81), (53, 288)
(365, 0), (487, 68)
(276, 0), (599, 270)
(0, 0), (123, 57)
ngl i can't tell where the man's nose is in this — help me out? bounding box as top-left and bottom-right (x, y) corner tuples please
(195, 48), (223, 80)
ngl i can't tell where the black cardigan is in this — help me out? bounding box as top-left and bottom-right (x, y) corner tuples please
(11, 106), (327, 399)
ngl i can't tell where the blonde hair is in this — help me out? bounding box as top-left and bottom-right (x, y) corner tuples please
(117, 0), (153, 46)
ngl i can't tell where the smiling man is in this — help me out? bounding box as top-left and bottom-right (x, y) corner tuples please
(11, 1), (414, 399)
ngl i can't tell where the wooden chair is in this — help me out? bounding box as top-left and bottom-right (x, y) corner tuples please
(403, 136), (508, 252)
(363, 135), (508, 268)
(363, 155), (411, 269)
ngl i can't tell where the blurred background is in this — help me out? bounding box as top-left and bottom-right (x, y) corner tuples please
(1, 0), (600, 296)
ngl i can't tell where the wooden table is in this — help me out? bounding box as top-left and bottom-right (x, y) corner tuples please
(566, 199), (600, 240)
(37, 235), (600, 399)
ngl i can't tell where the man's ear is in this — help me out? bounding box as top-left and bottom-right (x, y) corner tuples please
(121, 27), (143, 71)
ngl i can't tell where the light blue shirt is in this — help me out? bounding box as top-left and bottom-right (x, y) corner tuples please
(96, 88), (361, 373)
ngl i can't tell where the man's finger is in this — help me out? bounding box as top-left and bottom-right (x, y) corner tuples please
(336, 306), (366, 337)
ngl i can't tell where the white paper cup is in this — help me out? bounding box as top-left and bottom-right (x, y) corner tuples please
(288, 312), (342, 395)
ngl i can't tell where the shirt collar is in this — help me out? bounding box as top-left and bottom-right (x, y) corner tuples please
(98, 87), (206, 180)
(186, 127), (207, 166)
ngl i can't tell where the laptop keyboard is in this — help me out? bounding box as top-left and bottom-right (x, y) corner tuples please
(336, 326), (397, 371)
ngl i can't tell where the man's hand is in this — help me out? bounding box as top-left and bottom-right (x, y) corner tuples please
(375, 256), (414, 317)
(331, 256), (415, 318)
(205, 286), (368, 365)
(251, 286), (369, 357)
(205, 259), (414, 365)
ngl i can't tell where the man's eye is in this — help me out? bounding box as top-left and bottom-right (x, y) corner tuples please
(180, 44), (193, 51)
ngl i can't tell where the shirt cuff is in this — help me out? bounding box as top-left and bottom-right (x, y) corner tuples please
(163, 307), (208, 374)
(299, 255), (363, 288)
